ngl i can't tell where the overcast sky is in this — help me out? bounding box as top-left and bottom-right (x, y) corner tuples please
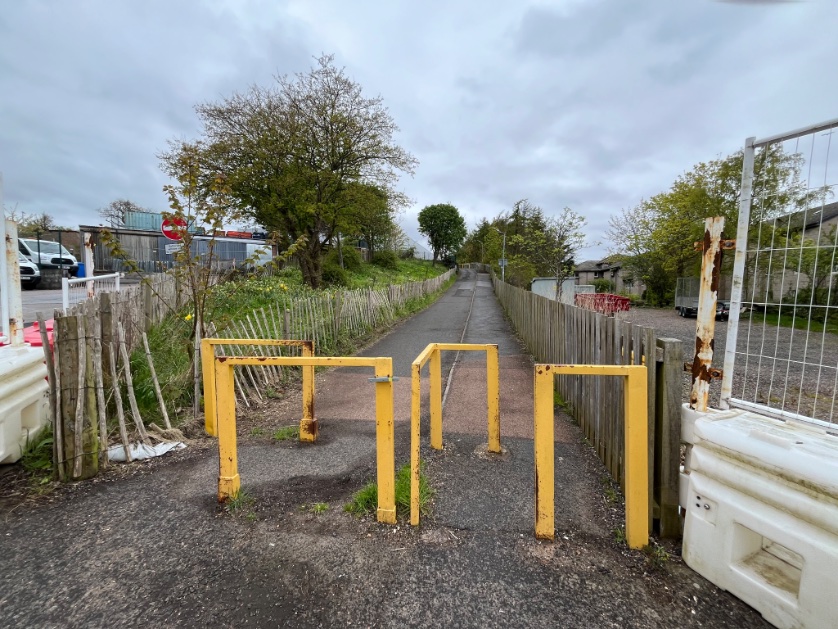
(2, 0), (837, 260)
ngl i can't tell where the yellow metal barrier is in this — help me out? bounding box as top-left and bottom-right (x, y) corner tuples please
(200, 339), (398, 524)
(202, 338), (316, 440)
(410, 343), (500, 526)
(534, 364), (649, 549)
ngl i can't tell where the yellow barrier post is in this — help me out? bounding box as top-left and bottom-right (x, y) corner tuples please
(410, 359), (422, 526)
(429, 347), (443, 449)
(533, 365), (555, 539)
(375, 358), (396, 524)
(624, 368), (649, 550)
(532, 364), (649, 549)
(216, 360), (240, 501)
(487, 344), (501, 453)
(300, 341), (317, 442)
(201, 339), (218, 437)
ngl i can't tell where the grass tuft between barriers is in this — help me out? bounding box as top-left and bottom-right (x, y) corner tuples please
(344, 463), (433, 519)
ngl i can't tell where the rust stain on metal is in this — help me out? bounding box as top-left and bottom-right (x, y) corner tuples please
(301, 418), (318, 436)
(305, 397), (315, 421)
(690, 216), (724, 411)
(218, 356), (229, 363)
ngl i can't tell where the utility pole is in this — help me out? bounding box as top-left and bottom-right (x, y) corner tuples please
(494, 227), (507, 282)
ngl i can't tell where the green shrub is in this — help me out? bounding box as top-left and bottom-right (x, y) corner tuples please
(325, 246), (363, 272)
(371, 250), (399, 270)
(591, 279), (614, 293)
(322, 262), (349, 287)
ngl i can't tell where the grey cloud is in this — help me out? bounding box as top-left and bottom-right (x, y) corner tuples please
(2, 0), (836, 260)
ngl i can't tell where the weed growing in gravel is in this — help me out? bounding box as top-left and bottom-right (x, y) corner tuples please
(250, 427), (265, 437)
(395, 462), (433, 517)
(345, 482), (377, 515)
(613, 527), (626, 546)
(21, 427), (54, 479)
(311, 502), (329, 514)
(265, 387), (283, 399)
(600, 476), (620, 504)
(273, 426), (300, 441)
(345, 463), (433, 519)
(553, 390), (572, 414)
(643, 543), (671, 570)
(225, 489), (256, 515)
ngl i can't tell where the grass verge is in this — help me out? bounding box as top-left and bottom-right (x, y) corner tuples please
(132, 264), (454, 428)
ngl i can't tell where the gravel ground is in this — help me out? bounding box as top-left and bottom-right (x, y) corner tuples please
(0, 271), (772, 628)
(620, 306), (838, 425)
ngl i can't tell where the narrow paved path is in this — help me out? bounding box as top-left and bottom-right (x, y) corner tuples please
(0, 269), (769, 628)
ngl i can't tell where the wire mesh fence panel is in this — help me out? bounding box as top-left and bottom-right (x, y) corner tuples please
(722, 118), (838, 429)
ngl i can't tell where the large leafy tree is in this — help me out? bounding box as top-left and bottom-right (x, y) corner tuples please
(515, 206), (586, 299)
(338, 182), (404, 259)
(417, 203), (467, 264)
(162, 55), (417, 288)
(458, 200), (586, 291)
(607, 145), (812, 305)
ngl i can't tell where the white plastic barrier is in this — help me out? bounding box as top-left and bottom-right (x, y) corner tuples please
(0, 345), (49, 464)
(681, 405), (838, 629)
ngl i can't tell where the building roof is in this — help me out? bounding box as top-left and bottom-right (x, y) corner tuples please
(575, 259), (604, 272)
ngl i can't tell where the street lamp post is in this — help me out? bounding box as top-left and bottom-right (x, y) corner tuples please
(494, 227), (507, 282)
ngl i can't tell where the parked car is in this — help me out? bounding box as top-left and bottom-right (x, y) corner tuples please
(18, 238), (78, 276)
(716, 300), (730, 321)
(18, 252), (41, 289)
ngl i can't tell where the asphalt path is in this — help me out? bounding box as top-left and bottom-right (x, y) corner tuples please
(0, 269), (769, 627)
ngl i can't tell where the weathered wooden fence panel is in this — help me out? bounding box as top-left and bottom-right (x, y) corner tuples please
(492, 274), (683, 538)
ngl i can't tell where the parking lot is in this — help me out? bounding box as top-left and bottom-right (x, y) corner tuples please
(21, 288), (64, 325)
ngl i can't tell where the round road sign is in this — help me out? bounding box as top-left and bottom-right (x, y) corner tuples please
(161, 217), (187, 241)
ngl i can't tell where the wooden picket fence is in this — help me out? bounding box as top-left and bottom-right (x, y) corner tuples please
(48, 269), (455, 477)
(208, 271), (455, 406)
(492, 275), (683, 538)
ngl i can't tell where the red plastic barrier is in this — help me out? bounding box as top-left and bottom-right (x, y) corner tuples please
(574, 293), (630, 316)
(23, 319), (55, 349)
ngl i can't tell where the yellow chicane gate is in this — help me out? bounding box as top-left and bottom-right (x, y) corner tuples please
(202, 339), (317, 440)
(201, 338), (398, 524)
(410, 343), (500, 526)
(534, 364), (649, 549)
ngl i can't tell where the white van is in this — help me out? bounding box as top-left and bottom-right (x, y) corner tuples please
(18, 252), (41, 289)
(18, 238), (79, 276)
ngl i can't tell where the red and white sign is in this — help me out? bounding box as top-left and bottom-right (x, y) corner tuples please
(161, 217), (187, 241)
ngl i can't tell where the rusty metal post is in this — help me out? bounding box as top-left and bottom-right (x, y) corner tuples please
(300, 340), (317, 442)
(5, 219), (24, 346)
(690, 217), (725, 411)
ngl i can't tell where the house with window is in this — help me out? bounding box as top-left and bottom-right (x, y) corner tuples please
(574, 257), (644, 295)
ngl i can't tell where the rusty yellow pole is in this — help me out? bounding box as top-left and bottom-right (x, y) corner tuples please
(624, 369), (649, 549)
(410, 361), (422, 526)
(429, 347), (443, 449)
(533, 365), (555, 540)
(375, 358), (396, 524)
(486, 344), (501, 453)
(216, 361), (240, 501)
(300, 341), (317, 442)
(201, 339), (217, 437)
